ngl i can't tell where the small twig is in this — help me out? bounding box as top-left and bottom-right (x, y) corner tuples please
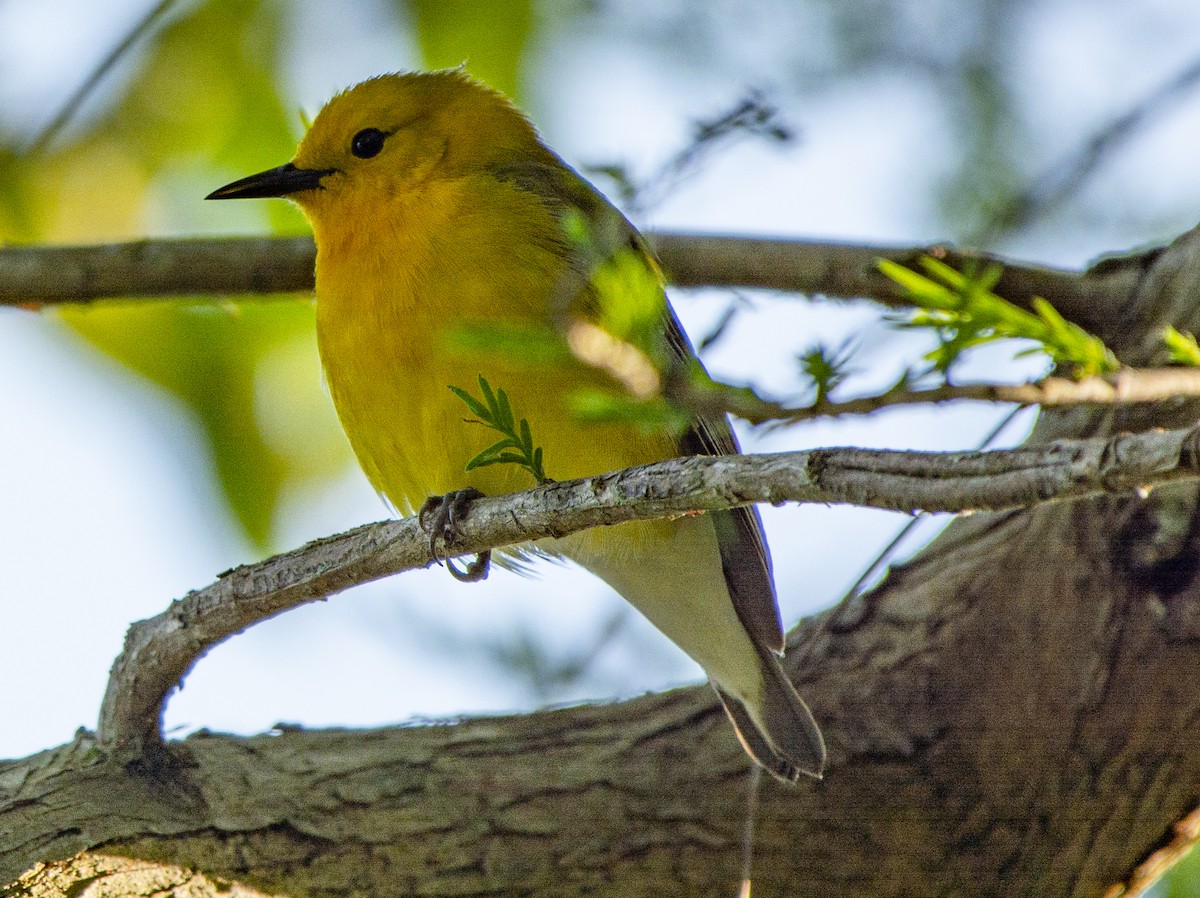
(98, 423), (1200, 759)
(978, 55), (1200, 243)
(672, 368), (1200, 428)
(598, 90), (795, 216)
(23, 0), (178, 156)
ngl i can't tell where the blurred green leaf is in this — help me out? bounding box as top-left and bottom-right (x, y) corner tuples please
(4, 0), (542, 550)
(1155, 841), (1200, 898)
(799, 341), (856, 405)
(1163, 326), (1200, 367)
(407, 0), (535, 100)
(568, 388), (691, 436)
(60, 299), (335, 549)
(5, 0), (346, 551)
(441, 319), (571, 367)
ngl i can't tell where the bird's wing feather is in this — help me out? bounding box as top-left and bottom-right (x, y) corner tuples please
(497, 156), (785, 655)
(666, 309), (785, 656)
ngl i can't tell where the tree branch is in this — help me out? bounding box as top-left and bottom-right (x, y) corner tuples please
(0, 237), (317, 306)
(0, 233), (1146, 336)
(98, 423), (1200, 759)
(679, 367), (1200, 425)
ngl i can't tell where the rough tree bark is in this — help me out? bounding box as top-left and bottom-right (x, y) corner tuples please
(3, 225), (1200, 897)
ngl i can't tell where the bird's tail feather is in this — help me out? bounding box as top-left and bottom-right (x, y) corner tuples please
(714, 654), (826, 783)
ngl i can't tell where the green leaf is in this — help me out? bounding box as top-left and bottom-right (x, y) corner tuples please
(568, 388), (691, 435)
(408, 0), (535, 101)
(442, 320), (571, 367)
(1164, 326), (1200, 367)
(799, 341), (856, 404)
(450, 376), (550, 483)
(12, 0), (336, 551)
(448, 384), (490, 420)
(61, 299), (344, 551)
(881, 256), (1118, 378)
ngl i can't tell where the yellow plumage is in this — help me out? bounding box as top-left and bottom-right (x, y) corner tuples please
(208, 70), (825, 781)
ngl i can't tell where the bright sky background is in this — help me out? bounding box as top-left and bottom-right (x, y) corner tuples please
(3, 0), (1200, 764)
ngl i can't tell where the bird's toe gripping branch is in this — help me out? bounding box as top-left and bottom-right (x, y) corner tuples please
(418, 488), (492, 582)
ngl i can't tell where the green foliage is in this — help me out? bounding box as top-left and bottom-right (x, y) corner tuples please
(880, 256), (1118, 378)
(443, 202), (686, 439)
(1156, 841), (1200, 898)
(408, 0), (535, 100)
(1163, 326), (1200, 367)
(449, 376), (548, 483)
(591, 248), (668, 362)
(558, 206), (670, 375)
(60, 300), (342, 548)
(0, 0), (330, 551)
(799, 341), (855, 405)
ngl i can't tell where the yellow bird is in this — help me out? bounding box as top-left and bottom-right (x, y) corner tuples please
(208, 70), (825, 781)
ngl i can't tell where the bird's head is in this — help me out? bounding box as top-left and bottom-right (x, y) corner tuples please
(206, 70), (547, 218)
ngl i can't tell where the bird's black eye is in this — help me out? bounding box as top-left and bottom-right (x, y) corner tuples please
(351, 128), (386, 159)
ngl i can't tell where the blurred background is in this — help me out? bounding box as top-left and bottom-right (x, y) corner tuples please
(2, 0), (1200, 891)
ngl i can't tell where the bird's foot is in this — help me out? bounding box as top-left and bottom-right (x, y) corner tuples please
(418, 488), (491, 582)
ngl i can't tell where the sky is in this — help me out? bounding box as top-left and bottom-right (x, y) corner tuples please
(3, 0), (1200, 764)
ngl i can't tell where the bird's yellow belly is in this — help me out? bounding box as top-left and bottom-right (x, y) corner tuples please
(317, 301), (672, 514)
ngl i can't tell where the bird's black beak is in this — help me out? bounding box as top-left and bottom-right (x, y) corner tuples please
(205, 163), (334, 200)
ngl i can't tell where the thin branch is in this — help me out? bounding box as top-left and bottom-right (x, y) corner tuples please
(98, 422), (1200, 759)
(0, 234), (1131, 332)
(654, 234), (1148, 336)
(0, 237), (317, 306)
(677, 367), (1200, 426)
(979, 54), (1200, 243)
(7, 235), (1183, 423)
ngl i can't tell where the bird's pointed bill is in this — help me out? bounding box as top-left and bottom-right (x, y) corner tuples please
(206, 163), (333, 200)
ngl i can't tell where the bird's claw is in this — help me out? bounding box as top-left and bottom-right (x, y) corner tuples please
(418, 488), (491, 582)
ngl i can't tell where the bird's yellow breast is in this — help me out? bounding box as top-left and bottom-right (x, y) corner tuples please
(312, 170), (672, 514)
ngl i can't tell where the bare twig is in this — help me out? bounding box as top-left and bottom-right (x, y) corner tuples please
(594, 90), (795, 216)
(677, 368), (1200, 427)
(23, 0), (178, 156)
(98, 422), (1200, 759)
(980, 55), (1200, 242)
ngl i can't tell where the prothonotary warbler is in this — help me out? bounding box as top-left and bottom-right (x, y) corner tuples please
(208, 70), (825, 782)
